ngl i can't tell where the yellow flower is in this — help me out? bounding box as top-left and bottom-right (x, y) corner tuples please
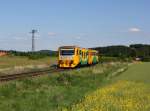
(65, 80), (150, 111)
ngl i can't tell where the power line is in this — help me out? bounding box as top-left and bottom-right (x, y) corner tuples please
(30, 29), (37, 52)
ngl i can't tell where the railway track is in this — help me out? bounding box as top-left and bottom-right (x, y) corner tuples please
(0, 68), (65, 82)
(0, 64), (97, 82)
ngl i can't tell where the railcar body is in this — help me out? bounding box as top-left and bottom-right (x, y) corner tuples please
(58, 46), (99, 68)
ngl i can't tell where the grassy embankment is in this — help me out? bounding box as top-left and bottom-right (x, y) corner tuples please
(68, 62), (150, 111)
(0, 62), (127, 111)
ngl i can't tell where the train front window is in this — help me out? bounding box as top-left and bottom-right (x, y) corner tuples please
(60, 49), (74, 55)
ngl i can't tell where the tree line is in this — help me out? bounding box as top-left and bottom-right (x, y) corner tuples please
(1, 44), (150, 61)
(2, 50), (57, 59)
(93, 44), (150, 61)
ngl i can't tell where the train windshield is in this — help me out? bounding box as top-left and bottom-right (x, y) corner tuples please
(60, 49), (74, 55)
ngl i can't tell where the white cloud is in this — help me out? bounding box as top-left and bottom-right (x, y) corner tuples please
(129, 27), (141, 32)
(75, 36), (81, 40)
(48, 32), (57, 36)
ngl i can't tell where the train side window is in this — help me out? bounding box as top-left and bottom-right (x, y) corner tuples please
(83, 52), (85, 58)
(80, 50), (82, 55)
(78, 49), (80, 55)
(76, 49), (78, 55)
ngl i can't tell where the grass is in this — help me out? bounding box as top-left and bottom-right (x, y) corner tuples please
(0, 62), (126, 111)
(1, 61), (149, 111)
(0, 56), (56, 69)
(0, 56), (57, 76)
(112, 62), (150, 84)
(67, 62), (150, 111)
(68, 80), (150, 111)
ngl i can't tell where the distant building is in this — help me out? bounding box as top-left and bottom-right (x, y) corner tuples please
(0, 51), (8, 56)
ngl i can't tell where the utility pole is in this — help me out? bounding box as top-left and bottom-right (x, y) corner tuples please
(30, 29), (37, 52)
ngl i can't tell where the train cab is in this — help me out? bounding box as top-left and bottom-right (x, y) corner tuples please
(58, 46), (80, 68)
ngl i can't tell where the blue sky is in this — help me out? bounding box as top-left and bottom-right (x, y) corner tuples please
(0, 0), (150, 51)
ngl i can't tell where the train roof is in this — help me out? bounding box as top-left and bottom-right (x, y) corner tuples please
(59, 46), (98, 52)
(59, 46), (79, 49)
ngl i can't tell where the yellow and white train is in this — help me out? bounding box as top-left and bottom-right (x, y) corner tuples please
(58, 46), (99, 68)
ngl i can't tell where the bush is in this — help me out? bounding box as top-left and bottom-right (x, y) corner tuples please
(28, 53), (46, 60)
(100, 56), (133, 63)
(9, 50), (52, 59)
(142, 57), (150, 62)
(100, 57), (119, 63)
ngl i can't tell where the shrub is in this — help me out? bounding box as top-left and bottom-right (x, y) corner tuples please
(142, 57), (150, 62)
(100, 57), (119, 62)
(28, 53), (46, 60)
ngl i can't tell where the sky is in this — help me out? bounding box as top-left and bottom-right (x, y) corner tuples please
(0, 0), (150, 51)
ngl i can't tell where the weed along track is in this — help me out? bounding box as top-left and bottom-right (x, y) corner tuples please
(0, 64), (97, 82)
(0, 68), (65, 82)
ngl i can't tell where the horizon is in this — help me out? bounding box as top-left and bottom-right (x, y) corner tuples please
(1, 43), (150, 52)
(0, 0), (150, 51)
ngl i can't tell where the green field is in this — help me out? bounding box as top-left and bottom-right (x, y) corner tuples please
(0, 62), (126, 111)
(112, 62), (150, 84)
(0, 56), (56, 69)
(69, 80), (150, 111)
(69, 62), (150, 111)
(0, 62), (150, 111)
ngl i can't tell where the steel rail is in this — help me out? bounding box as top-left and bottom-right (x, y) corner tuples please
(0, 64), (97, 82)
(0, 68), (65, 82)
